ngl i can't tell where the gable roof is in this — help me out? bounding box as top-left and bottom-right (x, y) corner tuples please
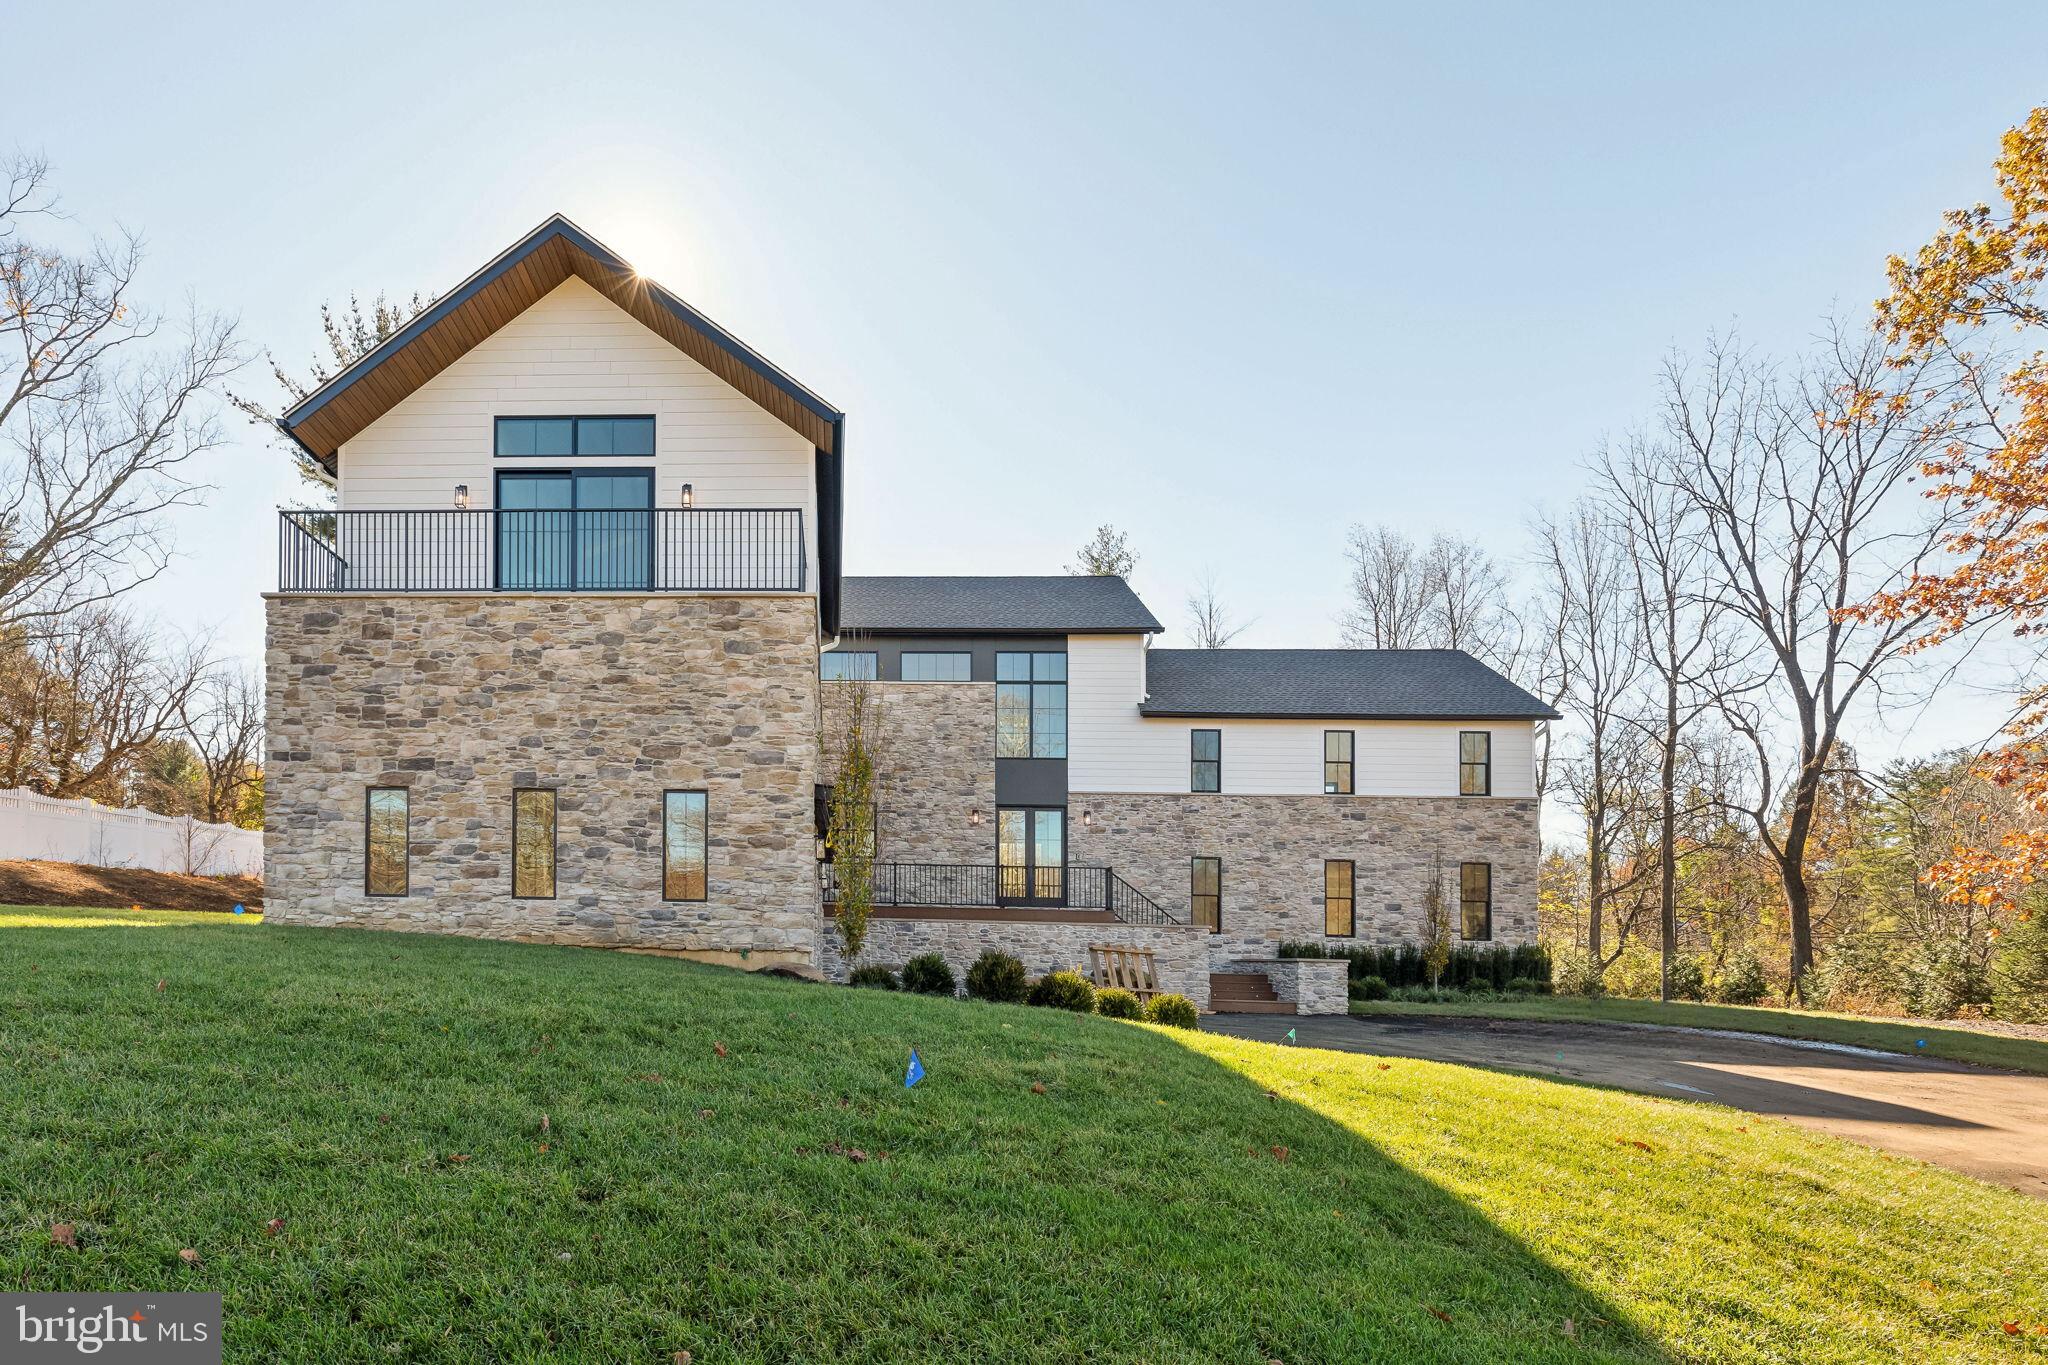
(840, 576), (1164, 635)
(1138, 649), (1560, 721)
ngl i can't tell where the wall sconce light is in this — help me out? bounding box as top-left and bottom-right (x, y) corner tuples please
(969, 808), (983, 828)
(680, 483), (695, 508)
(453, 484), (470, 510)
(1082, 809), (1094, 830)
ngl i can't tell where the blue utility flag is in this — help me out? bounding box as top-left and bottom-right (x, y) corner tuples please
(232, 903), (246, 915)
(904, 1048), (925, 1088)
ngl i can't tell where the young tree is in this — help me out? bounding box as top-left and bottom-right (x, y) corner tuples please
(1184, 570), (1252, 648)
(821, 668), (885, 959)
(1068, 524), (1138, 578)
(1420, 850), (1453, 991)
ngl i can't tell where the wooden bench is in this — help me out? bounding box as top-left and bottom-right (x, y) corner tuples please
(1088, 944), (1161, 1002)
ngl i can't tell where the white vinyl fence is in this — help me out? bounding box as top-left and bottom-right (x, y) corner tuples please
(0, 787), (262, 878)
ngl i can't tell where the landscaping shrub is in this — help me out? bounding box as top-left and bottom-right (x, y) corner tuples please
(1349, 974), (1390, 1002)
(1711, 950), (1773, 1006)
(899, 953), (957, 996)
(1094, 987), (1142, 1019)
(1277, 941), (1550, 992)
(1504, 975), (1549, 995)
(1144, 993), (1199, 1028)
(848, 964), (898, 991)
(1028, 969), (1097, 1013)
(1551, 947), (1605, 997)
(965, 950), (1028, 1003)
(1904, 936), (1989, 1019)
(1667, 953), (1707, 1002)
(1991, 910), (2048, 1023)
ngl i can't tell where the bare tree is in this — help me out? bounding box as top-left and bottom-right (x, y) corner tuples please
(12, 606), (210, 801)
(1184, 570), (1252, 648)
(179, 664), (263, 826)
(1340, 525), (1435, 648)
(1342, 524), (1528, 676)
(0, 155), (242, 628)
(1068, 524), (1138, 578)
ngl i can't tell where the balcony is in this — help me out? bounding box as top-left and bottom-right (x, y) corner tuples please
(276, 507), (807, 594)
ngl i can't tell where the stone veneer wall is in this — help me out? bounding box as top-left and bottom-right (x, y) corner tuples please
(1068, 794), (1540, 968)
(264, 593), (821, 966)
(818, 915), (1213, 1006)
(821, 681), (994, 865)
(1227, 958), (1350, 1015)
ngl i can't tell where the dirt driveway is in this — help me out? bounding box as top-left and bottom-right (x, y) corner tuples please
(1209, 1012), (2048, 1198)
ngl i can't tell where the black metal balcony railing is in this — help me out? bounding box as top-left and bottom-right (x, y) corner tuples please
(277, 508), (806, 594)
(821, 863), (1184, 927)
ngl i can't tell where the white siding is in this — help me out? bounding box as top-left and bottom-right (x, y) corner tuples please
(1067, 634), (1538, 798)
(334, 276), (818, 582)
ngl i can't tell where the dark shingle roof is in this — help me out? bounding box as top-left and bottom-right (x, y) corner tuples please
(1138, 649), (1560, 720)
(839, 576), (1163, 635)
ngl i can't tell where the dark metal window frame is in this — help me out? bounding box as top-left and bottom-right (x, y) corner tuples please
(820, 651), (878, 681)
(1190, 855), (1222, 934)
(364, 786), (409, 898)
(511, 787), (559, 900)
(1190, 728), (1221, 793)
(491, 467), (657, 592)
(1459, 860), (1493, 942)
(900, 651), (973, 682)
(1324, 729), (1355, 795)
(994, 651), (1068, 760)
(1459, 730), (1493, 797)
(1324, 858), (1355, 937)
(995, 804), (1068, 905)
(662, 788), (710, 903)
(493, 414), (657, 458)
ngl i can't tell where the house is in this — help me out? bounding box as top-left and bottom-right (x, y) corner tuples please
(263, 216), (1556, 1013)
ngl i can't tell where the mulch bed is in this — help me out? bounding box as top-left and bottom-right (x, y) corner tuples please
(0, 859), (264, 913)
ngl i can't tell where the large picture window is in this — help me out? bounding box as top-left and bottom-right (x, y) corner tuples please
(1459, 730), (1492, 796)
(1460, 861), (1493, 941)
(365, 787), (408, 897)
(820, 652), (878, 681)
(1190, 856), (1222, 933)
(901, 652), (971, 682)
(1325, 859), (1354, 936)
(1190, 729), (1221, 793)
(663, 790), (709, 902)
(494, 415), (655, 457)
(512, 788), (557, 899)
(996, 652), (1067, 758)
(1324, 730), (1354, 795)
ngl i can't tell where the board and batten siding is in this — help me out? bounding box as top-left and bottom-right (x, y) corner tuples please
(334, 276), (818, 584)
(1067, 634), (1538, 798)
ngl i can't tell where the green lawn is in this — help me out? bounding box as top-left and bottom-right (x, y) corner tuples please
(3, 906), (2045, 1363)
(1349, 993), (2048, 1076)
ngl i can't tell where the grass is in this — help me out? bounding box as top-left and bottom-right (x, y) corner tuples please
(1349, 993), (2048, 1076)
(2, 906), (2044, 1363)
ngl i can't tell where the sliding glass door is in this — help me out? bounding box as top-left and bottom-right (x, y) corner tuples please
(496, 471), (652, 590)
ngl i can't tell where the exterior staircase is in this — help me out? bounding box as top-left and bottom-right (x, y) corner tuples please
(1207, 970), (1294, 1015)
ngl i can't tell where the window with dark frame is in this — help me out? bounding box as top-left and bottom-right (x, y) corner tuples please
(1190, 856), (1222, 933)
(512, 788), (557, 899)
(900, 651), (972, 682)
(1459, 730), (1492, 796)
(663, 790), (709, 902)
(1324, 859), (1355, 936)
(995, 652), (1067, 758)
(1190, 729), (1221, 792)
(1460, 861), (1493, 941)
(820, 652), (878, 681)
(1324, 730), (1354, 794)
(365, 787), (408, 897)
(494, 416), (656, 457)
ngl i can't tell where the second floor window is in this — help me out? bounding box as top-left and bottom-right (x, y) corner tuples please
(996, 652), (1066, 758)
(495, 415), (655, 457)
(1459, 730), (1492, 796)
(821, 652), (878, 681)
(1190, 729), (1221, 792)
(1324, 730), (1354, 794)
(901, 652), (971, 681)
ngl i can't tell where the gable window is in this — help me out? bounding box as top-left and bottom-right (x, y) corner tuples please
(1190, 729), (1221, 793)
(996, 652), (1066, 758)
(1190, 856), (1222, 933)
(1459, 731), (1492, 796)
(1324, 730), (1354, 795)
(495, 416), (655, 457)
(821, 651), (878, 681)
(663, 790), (709, 902)
(512, 788), (557, 899)
(1325, 859), (1355, 937)
(365, 787), (409, 897)
(901, 651), (971, 682)
(1460, 862), (1493, 941)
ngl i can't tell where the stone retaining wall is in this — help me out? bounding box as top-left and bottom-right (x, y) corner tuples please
(819, 914), (1213, 1007)
(1229, 958), (1350, 1015)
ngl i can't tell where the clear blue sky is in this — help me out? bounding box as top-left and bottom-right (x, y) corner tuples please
(8, 1), (2045, 758)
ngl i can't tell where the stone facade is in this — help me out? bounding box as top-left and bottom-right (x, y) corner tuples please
(264, 593), (821, 967)
(821, 681), (995, 865)
(819, 913), (1213, 1006)
(1228, 958), (1350, 1015)
(1068, 793), (1540, 968)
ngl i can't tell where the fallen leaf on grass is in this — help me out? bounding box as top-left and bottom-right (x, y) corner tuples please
(540, 1114), (550, 1135)
(155, 979), (165, 993)
(50, 1223), (77, 1249)
(847, 1149), (868, 1163)
(178, 1249), (200, 1265)
(713, 1042), (728, 1058)
(1270, 1146), (1290, 1163)
(674, 1352), (693, 1364)
(2003, 1323), (2020, 1336)
(1614, 1138), (1656, 1153)
(1264, 1090), (1279, 1101)
(265, 1219), (285, 1235)
(1377, 1064), (1390, 1071)
(1562, 1318), (1576, 1338)
(1030, 1082), (1047, 1095)
(698, 1108), (715, 1119)
(448, 1154), (470, 1164)
(537, 1144), (550, 1154)
(377, 1114), (391, 1124)
(1424, 1304), (1452, 1323)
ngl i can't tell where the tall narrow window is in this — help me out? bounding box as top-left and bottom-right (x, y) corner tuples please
(365, 787), (409, 897)
(1324, 859), (1355, 936)
(995, 652), (1067, 758)
(1324, 730), (1355, 795)
(1460, 862), (1493, 941)
(664, 790), (709, 901)
(513, 788), (557, 899)
(1459, 730), (1492, 796)
(820, 652), (877, 681)
(900, 651), (971, 681)
(1190, 729), (1221, 792)
(1191, 856), (1222, 933)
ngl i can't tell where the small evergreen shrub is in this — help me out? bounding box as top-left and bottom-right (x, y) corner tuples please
(965, 950), (1028, 1004)
(1551, 948), (1605, 997)
(1991, 910), (2048, 1023)
(1028, 969), (1097, 1013)
(1711, 951), (1772, 1006)
(900, 953), (957, 996)
(1504, 975), (1549, 995)
(848, 964), (898, 991)
(1667, 954), (1708, 1002)
(1144, 993), (1199, 1029)
(1277, 940), (1551, 991)
(1094, 987), (1142, 1019)
(1349, 974), (1390, 1001)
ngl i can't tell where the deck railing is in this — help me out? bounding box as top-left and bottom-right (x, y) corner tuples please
(821, 862), (1184, 927)
(277, 507), (806, 593)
